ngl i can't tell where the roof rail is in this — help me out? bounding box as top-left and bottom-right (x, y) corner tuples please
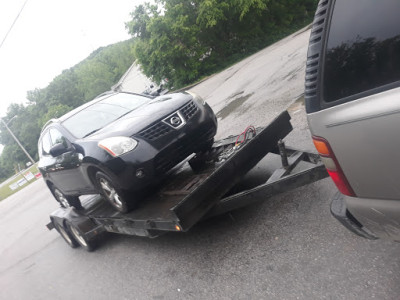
(41, 118), (58, 133)
(95, 90), (114, 99)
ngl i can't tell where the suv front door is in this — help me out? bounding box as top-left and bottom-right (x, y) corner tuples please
(47, 128), (89, 194)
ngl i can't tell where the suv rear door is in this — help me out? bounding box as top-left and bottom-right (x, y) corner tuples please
(305, 0), (400, 200)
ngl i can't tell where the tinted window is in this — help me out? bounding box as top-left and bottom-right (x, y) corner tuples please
(62, 93), (150, 138)
(324, 0), (400, 102)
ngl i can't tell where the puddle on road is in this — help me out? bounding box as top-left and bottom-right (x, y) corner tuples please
(216, 92), (254, 120)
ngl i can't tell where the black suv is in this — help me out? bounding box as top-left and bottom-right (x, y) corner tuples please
(38, 91), (217, 213)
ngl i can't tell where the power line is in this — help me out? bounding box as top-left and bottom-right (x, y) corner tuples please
(0, 0), (29, 50)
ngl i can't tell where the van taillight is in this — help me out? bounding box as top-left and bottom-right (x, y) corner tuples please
(312, 136), (356, 197)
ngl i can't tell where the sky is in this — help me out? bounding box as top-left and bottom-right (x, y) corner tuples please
(0, 0), (147, 118)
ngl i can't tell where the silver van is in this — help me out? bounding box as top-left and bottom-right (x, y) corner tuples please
(305, 0), (400, 241)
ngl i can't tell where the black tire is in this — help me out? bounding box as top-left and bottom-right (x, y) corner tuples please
(54, 221), (79, 249)
(66, 222), (96, 252)
(95, 171), (135, 213)
(189, 156), (207, 172)
(51, 186), (83, 210)
(200, 138), (214, 153)
(190, 138), (215, 172)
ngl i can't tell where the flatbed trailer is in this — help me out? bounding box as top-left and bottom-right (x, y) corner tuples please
(47, 111), (329, 251)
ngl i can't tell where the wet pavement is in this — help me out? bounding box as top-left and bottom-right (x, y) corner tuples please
(190, 26), (311, 140)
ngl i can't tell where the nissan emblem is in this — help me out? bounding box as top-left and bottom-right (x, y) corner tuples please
(170, 116), (181, 125)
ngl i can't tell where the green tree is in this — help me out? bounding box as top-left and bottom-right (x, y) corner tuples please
(130, 1), (208, 87)
(38, 104), (72, 128)
(127, 0), (318, 88)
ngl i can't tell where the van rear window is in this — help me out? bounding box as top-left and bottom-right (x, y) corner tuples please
(324, 0), (400, 102)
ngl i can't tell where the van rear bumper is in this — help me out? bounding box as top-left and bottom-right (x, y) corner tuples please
(330, 192), (378, 240)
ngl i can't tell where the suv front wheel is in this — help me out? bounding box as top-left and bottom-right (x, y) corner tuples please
(95, 172), (136, 213)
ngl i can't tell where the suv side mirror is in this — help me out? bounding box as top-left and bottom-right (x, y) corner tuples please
(49, 143), (70, 157)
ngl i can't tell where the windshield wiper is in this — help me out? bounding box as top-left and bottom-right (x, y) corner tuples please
(115, 109), (137, 121)
(83, 128), (101, 138)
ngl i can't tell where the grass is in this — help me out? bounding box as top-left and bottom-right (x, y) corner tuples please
(0, 164), (41, 201)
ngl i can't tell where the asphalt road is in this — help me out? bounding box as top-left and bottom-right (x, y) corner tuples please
(1, 28), (399, 300)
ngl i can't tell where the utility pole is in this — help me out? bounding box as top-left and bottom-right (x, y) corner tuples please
(0, 117), (35, 164)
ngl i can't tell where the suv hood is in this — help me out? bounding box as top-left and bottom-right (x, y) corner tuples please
(86, 92), (192, 140)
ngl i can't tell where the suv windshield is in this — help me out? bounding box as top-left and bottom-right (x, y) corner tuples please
(62, 93), (150, 138)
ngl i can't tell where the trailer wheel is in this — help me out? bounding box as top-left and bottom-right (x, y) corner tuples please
(54, 221), (79, 249)
(66, 222), (96, 252)
(95, 172), (135, 213)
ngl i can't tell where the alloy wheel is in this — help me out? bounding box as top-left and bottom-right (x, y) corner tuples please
(54, 188), (70, 208)
(69, 225), (88, 247)
(99, 178), (124, 210)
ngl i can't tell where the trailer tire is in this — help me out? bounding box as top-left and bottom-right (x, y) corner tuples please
(66, 222), (96, 252)
(95, 172), (135, 213)
(54, 221), (79, 249)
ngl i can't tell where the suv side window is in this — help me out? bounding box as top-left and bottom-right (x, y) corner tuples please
(49, 128), (66, 146)
(41, 131), (52, 156)
(323, 0), (400, 103)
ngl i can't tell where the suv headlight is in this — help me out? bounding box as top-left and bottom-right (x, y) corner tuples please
(98, 137), (138, 157)
(187, 91), (206, 106)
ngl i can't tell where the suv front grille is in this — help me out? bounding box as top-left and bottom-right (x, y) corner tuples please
(138, 122), (172, 141)
(180, 101), (198, 120)
(154, 126), (214, 174)
(138, 101), (199, 141)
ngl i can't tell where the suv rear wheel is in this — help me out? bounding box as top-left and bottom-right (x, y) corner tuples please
(51, 186), (82, 210)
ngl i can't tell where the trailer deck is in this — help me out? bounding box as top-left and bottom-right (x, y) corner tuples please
(47, 111), (329, 250)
